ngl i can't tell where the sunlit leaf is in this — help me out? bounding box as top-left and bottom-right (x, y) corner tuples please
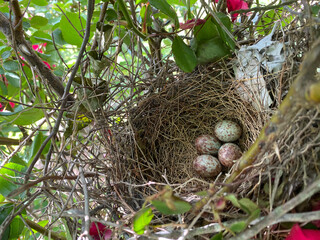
(172, 36), (197, 72)
(30, 16), (48, 29)
(133, 207), (154, 235)
(32, 0), (47, 6)
(151, 198), (191, 215)
(59, 12), (86, 47)
(0, 163), (25, 197)
(0, 105), (45, 126)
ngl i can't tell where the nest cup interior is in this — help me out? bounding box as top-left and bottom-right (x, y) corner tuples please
(127, 66), (267, 184)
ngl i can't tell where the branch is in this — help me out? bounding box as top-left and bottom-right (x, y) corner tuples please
(139, 210), (320, 239)
(0, 136), (28, 145)
(117, 0), (147, 40)
(23, 218), (67, 240)
(229, 177), (320, 240)
(10, 0), (22, 31)
(0, 11), (74, 102)
(224, 36), (320, 188)
(24, 0), (95, 183)
(8, 172), (96, 198)
(0, 191), (41, 239)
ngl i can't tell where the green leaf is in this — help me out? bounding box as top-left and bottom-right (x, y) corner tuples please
(194, 16), (219, 42)
(167, 0), (198, 6)
(172, 36), (197, 72)
(59, 12), (86, 47)
(238, 198), (259, 215)
(196, 37), (230, 64)
(230, 221), (247, 233)
(136, 0), (147, 4)
(105, 9), (117, 21)
(27, 132), (43, 164)
(0, 204), (13, 240)
(195, 191), (208, 196)
(211, 232), (223, 240)
(151, 198), (191, 215)
(32, 31), (52, 43)
(52, 28), (66, 45)
(3, 61), (20, 72)
(133, 207), (154, 235)
(225, 194), (241, 208)
(30, 16), (48, 29)
(10, 155), (27, 166)
(212, 12), (235, 50)
(311, 4), (320, 15)
(9, 216), (24, 239)
(0, 105), (45, 126)
(246, 208), (261, 225)
(22, 20), (31, 30)
(32, 0), (48, 6)
(149, 0), (179, 26)
(0, 163), (25, 197)
(4, 72), (20, 87)
(1, 51), (11, 60)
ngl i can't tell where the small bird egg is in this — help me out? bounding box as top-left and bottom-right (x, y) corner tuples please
(195, 135), (221, 155)
(214, 120), (242, 142)
(218, 143), (242, 167)
(193, 155), (222, 177)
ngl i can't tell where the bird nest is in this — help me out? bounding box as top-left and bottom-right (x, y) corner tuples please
(126, 65), (266, 184)
(67, 20), (319, 239)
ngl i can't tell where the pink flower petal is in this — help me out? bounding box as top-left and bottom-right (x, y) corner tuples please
(43, 61), (51, 69)
(104, 229), (112, 240)
(226, 0), (249, 21)
(180, 19), (206, 30)
(286, 224), (320, 240)
(9, 102), (15, 108)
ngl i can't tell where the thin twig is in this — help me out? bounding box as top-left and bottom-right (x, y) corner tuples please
(230, 0), (297, 14)
(25, 0), (95, 183)
(0, 191), (41, 239)
(229, 177), (320, 240)
(79, 166), (91, 238)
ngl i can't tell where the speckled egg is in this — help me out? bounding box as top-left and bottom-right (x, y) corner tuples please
(195, 135), (221, 155)
(214, 120), (242, 142)
(218, 143), (242, 167)
(193, 155), (222, 177)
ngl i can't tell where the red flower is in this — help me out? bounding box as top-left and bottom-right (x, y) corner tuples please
(21, 43), (53, 69)
(180, 19), (206, 30)
(0, 102), (14, 112)
(215, 0), (249, 21)
(286, 224), (320, 240)
(89, 222), (112, 240)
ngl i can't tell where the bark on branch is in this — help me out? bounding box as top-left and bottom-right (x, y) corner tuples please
(0, 5), (73, 103)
